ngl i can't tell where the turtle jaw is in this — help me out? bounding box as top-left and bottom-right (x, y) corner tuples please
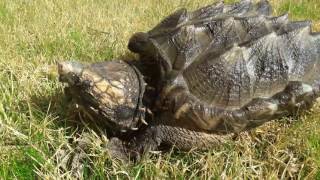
(58, 61), (84, 86)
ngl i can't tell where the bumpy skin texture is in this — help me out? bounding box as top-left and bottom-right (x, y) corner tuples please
(110, 0), (320, 160)
(58, 60), (146, 136)
(128, 0), (274, 97)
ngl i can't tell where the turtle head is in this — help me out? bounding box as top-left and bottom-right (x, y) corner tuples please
(58, 61), (84, 85)
(128, 32), (152, 53)
(58, 60), (147, 135)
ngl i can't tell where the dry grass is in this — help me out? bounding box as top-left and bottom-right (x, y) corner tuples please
(0, 0), (319, 179)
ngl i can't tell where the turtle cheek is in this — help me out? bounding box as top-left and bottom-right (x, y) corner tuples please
(58, 73), (70, 83)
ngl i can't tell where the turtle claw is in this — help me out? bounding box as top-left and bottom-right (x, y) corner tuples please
(140, 118), (148, 125)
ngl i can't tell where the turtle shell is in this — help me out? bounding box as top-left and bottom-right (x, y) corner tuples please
(128, 0), (320, 109)
(128, 0), (274, 86)
(58, 60), (146, 134)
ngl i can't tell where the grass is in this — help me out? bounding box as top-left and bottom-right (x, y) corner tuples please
(0, 0), (319, 179)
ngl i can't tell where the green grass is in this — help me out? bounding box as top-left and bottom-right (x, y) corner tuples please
(0, 0), (320, 179)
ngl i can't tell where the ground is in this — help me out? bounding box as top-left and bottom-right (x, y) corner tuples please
(0, 0), (320, 179)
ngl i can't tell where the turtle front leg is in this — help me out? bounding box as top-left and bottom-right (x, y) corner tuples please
(107, 125), (232, 161)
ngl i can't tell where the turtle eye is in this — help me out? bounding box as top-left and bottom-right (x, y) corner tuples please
(82, 79), (92, 88)
(115, 105), (135, 121)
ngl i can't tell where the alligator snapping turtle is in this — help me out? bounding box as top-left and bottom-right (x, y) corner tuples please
(58, 0), (320, 160)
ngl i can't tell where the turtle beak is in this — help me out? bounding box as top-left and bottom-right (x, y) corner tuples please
(57, 62), (68, 83)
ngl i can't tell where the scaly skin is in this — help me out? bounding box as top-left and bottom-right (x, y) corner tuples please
(109, 0), (320, 160)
